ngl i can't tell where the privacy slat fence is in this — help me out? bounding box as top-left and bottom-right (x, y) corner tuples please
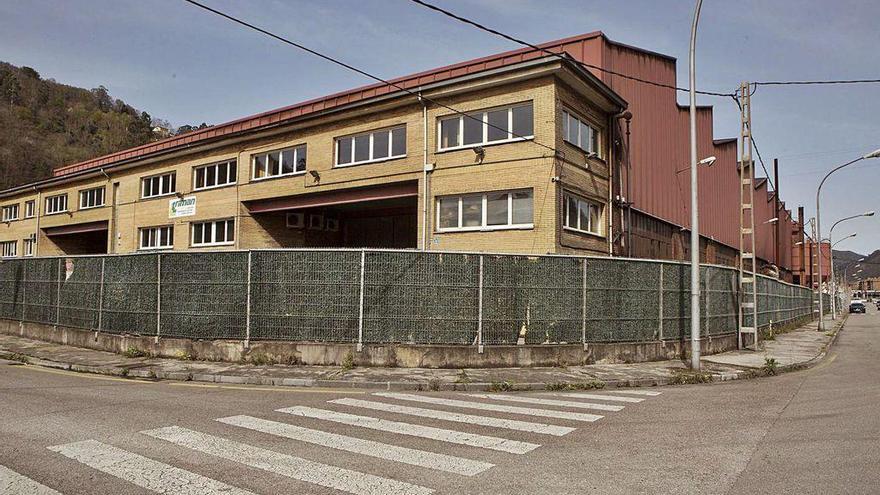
(0, 249), (819, 348)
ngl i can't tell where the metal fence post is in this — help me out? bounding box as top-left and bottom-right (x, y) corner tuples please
(357, 249), (365, 352)
(20, 259), (27, 322)
(581, 258), (587, 351)
(55, 257), (62, 326)
(244, 251), (252, 349)
(657, 263), (664, 341)
(155, 254), (161, 343)
(97, 257), (105, 332)
(477, 255), (484, 354)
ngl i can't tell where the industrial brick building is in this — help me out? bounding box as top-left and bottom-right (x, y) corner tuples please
(0, 32), (804, 281)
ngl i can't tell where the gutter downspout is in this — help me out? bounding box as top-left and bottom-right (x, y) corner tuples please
(33, 186), (41, 256)
(611, 110), (631, 256)
(419, 93), (431, 251)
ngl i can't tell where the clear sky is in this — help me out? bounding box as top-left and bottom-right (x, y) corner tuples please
(1, 0), (878, 254)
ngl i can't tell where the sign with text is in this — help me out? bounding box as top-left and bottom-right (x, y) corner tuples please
(169, 196), (196, 218)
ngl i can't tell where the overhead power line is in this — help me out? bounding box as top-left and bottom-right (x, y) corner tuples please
(754, 79), (880, 87)
(731, 94), (777, 193)
(406, 0), (735, 98)
(180, 0), (558, 154)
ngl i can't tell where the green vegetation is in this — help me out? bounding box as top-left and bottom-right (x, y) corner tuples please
(669, 369), (713, 385)
(544, 380), (606, 391)
(763, 357), (779, 375)
(0, 62), (166, 189)
(488, 381), (515, 392)
(122, 347), (148, 358)
(341, 350), (356, 371)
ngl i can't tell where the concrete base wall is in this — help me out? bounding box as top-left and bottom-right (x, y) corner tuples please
(0, 317), (809, 368)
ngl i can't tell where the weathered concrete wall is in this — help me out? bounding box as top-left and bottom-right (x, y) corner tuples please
(0, 316), (812, 368)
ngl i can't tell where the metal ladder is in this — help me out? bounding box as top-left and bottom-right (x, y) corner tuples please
(738, 81), (759, 350)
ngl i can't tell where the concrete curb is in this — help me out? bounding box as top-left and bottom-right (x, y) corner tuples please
(1, 318), (845, 391)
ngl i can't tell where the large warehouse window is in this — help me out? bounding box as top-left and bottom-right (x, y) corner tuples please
(45, 194), (68, 215)
(562, 109), (599, 156)
(141, 172), (176, 199)
(253, 146), (306, 180)
(336, 126), (406, 166)
(139, 225), (174, 250)
(563, 192), (603, 235)
(191, 219), (235, 247)
(437, 189), (533, 231)
(79, 186), (105, 209)
(438, 102), (533, 151)
(194, 160), (237, 190)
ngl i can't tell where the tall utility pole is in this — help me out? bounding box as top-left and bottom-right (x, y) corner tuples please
(738, 82), (758, 350)
(687, 0), (704, 370)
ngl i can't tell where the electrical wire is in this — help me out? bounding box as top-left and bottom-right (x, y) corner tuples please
(754, 79), (880, 87)
(731, 94), (777, 193)
(181, 0), (559, 155)
(406, 0), (735, 98)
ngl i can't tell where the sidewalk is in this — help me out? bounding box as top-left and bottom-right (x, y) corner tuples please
(0, 316), (846, 391)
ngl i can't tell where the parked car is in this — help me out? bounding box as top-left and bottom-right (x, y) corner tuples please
(849, 301), (866, 313)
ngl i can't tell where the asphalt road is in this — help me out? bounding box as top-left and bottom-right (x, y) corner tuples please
(0, 309), (877, 495)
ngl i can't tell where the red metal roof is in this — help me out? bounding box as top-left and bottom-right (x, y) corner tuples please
(53, 31), (611, 178)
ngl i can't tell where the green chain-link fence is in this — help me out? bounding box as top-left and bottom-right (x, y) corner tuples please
(0, 249), (816, 346)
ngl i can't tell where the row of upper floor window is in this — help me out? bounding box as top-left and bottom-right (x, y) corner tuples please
(0, 101), (601, 220)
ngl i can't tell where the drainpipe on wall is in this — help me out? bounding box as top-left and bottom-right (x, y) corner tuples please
(33, 186), (41, 256)
(419, 93), (432, 251)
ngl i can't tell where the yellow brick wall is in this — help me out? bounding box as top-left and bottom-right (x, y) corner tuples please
(0, 66), (617, 258)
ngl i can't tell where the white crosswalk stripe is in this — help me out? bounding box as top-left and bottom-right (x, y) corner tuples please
(329, 397), (575, 436)
(278, 406), (537, 455)
(0, 465), (63, 495)
(605, 389), (662, 396)
(218, 414), (492, 476)
(373, 392), (604, 422)
(142, 425), (433, 495)
(467, 394), (625, 412)
(47, 439), (254, 495)
(550, 392), (644, 403)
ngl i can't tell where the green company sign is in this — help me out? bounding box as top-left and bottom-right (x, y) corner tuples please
(169, 196), (196, 218)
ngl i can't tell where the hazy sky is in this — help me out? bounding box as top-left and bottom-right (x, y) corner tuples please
(1, 0), (878, 253)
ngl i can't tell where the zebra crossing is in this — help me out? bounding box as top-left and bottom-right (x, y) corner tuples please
(4, 388), (663, 494)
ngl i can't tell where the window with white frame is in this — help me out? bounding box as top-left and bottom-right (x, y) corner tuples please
(194, 159), (237, 190)
(562, 109), (600, 155)
(437, 189), (533, 231)
(2, 204), (18, 222)
(139, 225), (174, 250)
(23, 238), (34, 257)
(191, 219), (234, 246)
(563, 192), (603, 235)
(1, 240), (16, 258)
(253, 146), (306, 180)
(438, 102), (533, 151)
(141, 172), (176, 199)
(79, 186), (105, 209)
(45, 194), (68, 214)
(24, 200), (35, 218)
(335, 126), (406, 166)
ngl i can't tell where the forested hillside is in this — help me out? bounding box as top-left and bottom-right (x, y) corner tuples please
(0, 62), (157, 190)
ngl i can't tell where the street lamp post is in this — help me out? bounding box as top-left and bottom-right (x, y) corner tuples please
(828, 211), (874, 317)
(687, 0), (704, 370)
(815, 149), (880, 331)
(827, 233), (858, 317)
